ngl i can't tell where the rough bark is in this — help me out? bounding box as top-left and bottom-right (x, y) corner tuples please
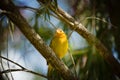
(37, 0), (120, 78)
(0, 0), (76, 80)
(0, 0), (120, 79)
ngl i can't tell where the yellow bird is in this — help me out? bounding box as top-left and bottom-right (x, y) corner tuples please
(48, 28), (68, 79)
(50, 28), (68, 58)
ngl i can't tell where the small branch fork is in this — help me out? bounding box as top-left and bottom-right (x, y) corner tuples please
(37, 0), (120, 78)
(0, 56), (47, 79)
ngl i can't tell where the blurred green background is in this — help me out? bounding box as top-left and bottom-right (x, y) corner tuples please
(0, 0), (120, 80)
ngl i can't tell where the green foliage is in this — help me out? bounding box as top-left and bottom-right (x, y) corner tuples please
(63, 46), (117, 80)
(0, 0), (120, 80)
(60, 0), (120, 80)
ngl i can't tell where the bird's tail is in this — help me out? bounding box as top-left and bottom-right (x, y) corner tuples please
(47, 64), (54, 80)
(47, 64), (62, 80)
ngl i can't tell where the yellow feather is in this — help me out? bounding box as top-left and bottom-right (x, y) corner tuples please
(50, 28), (68, 58)
(47, 28), (68, 79)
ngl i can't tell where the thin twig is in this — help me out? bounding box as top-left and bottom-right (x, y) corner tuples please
(1, 69), (47, 79)
(47, 20), (57, 29)
(17, 5), (60, 30)
(0, 52), (10, 80)
(0, 56), (47, 79)
(6, 31), (14, 80)
(68, 49), (77, 78)
(0, 56), (25, 69)
(68, 22), (78, 39)
(17, 6), (39, 12)
(47, 3), (120, 78)
(17, 5), (65, 33)
(81, 17), (117, 28)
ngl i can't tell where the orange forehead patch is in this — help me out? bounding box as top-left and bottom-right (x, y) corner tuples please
(56, 28), (64, 34)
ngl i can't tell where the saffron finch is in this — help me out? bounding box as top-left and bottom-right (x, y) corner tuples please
(48, 28), (68, 79)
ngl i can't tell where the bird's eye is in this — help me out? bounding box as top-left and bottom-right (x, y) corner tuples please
(56, 28), (63, 33)
(60, 30), (62, 32)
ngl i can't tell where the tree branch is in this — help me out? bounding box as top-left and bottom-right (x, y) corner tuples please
(0, 0), (76, 80)
(0, 56), (47, 78)
(1, 69), (47, 78)
(37, 0), (120, 78)
(0, 56), (25, 69)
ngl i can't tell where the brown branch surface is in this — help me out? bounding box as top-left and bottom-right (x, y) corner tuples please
(37, 0), (120, 78)
(0, 0), (76, 80)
